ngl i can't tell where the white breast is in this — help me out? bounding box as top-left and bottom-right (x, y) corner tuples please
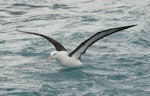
(56, 51), (83, 67)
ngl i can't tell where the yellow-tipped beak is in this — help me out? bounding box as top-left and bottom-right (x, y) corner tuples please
(46, 56), (53, 62)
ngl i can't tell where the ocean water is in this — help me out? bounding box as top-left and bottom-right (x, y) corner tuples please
(0, 0), (150, 96)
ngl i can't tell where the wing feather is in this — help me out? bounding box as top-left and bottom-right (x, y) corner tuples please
(69, 25), (136, 59)
(17, 30), (67, 51)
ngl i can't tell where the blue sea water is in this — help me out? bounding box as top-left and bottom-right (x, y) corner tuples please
(0, 0), (150, 96)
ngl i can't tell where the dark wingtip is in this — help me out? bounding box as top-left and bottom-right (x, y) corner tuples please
(16, 30), (33, 34)
(126, 24), (137, 28)
(117, 24), (137, 31)
(16, 30), (24, 33)
(130, 24), (137, 27)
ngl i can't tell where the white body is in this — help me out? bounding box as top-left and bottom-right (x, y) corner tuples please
(50, 51), (83, 67)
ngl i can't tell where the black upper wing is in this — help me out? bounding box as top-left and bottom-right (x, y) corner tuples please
(69, 25), (136, 59)
(17, 30), (67, 51)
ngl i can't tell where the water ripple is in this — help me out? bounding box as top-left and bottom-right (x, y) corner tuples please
(0, 0), (150, 96)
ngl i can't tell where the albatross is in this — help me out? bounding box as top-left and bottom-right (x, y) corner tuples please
(18, 25), (136, 67)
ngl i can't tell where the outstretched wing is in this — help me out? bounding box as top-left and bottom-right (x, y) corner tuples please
(69, 25), (136, 59)
(17, 30), (67, 51)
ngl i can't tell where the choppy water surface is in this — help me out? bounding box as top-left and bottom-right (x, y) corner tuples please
(0, 0), (150, 96)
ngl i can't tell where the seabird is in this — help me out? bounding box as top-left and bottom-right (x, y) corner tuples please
(18, 25), (136, 67)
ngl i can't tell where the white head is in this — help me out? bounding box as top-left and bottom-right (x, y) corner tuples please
(46, 51), (68, 62)
(46, 51), (59, 62)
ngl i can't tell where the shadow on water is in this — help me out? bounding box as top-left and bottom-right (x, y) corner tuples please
(58, 65), (85, 72)
(35, 65), (95, 82)
(14, 62), (95, 82)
